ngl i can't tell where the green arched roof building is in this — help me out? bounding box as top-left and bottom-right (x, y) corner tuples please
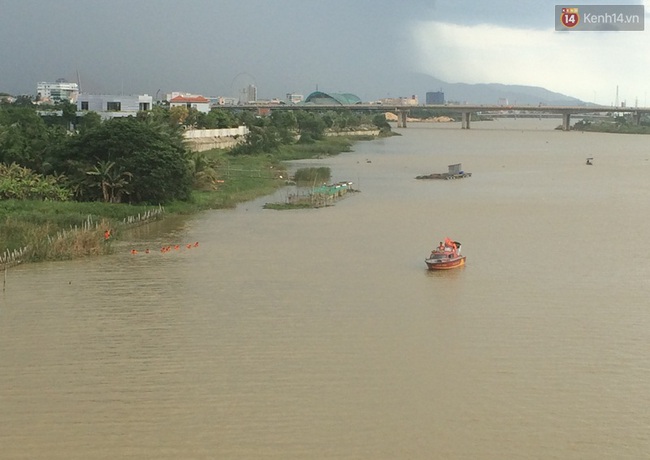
(304, 91), (362, 105)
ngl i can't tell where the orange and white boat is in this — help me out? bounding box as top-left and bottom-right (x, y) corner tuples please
(425, 238), (466, 270)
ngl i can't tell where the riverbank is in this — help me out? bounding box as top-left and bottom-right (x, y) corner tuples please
(573, 118), (650, 134)
(0, 134), (382, 267)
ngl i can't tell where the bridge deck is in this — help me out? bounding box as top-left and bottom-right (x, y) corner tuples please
(223, 103), (649, 114)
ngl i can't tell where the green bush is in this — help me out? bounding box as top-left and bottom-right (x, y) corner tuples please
(293, 167), (331, 184)
(0, 163), (71, 201)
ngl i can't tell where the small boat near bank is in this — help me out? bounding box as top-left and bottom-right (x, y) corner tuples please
(425, 238), (466, 270)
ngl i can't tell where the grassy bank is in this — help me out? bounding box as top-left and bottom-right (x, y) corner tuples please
(276, 136), (354, 160)
(0, 135), (371, 265)
(573, 119), (650, 134)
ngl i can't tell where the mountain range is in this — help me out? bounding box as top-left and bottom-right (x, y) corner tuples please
(382, 73), (586, 106)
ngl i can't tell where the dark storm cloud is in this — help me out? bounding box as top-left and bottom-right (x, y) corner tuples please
(0, 0), (643, 100)
(1, 0), (441, 99)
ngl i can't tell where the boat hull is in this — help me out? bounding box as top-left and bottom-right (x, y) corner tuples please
(425, 256), (466, 270)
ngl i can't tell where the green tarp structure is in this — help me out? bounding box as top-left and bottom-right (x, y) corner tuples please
(312, 182), (349, 195)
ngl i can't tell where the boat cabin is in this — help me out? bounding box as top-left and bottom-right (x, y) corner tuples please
(429, 251), (457, 260)
(430, 240), (462, 259)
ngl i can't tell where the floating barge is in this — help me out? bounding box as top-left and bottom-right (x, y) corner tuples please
(416, 163), (472, 180)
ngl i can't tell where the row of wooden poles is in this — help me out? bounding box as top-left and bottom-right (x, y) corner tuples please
(121, 206), (164, 225)
(0, 246), (29, 268)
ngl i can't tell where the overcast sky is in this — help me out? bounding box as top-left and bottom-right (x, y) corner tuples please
(1, 0), (648, 105)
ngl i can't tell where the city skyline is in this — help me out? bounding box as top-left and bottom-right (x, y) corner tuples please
(1, 0), (648, 105)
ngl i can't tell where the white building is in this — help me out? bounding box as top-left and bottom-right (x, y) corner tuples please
(169, 95), (211, 114)
(76, 94), (153, 119)
(209, 96), (238, 106)
(377, 95), (419, 106)
(37, 79), (79, 103)
(286, 93), (304, 104)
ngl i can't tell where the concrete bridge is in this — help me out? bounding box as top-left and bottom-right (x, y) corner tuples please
(224, 103), (650, 131)
(422, 104), (650, 130)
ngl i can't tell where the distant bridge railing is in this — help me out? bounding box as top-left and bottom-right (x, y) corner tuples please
(220, 103), (650, 114)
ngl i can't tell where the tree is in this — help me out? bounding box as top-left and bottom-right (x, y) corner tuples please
(204, 109), (237, 129)
(147, 105), (172, 126)
(85, 160), (133, 203)
(122, 140), (192, 203)
(13, 95), (34, 107)
(169, 106), (189, 125)
(295, 111), (326, 143)
(372, 113), (391, 133)
(46, 101), (77, 128)
(236, 110), (257, 128)
(229, 123), (281, 156)
(0, 105), (68, 174)
(184, 107), (202, 128)
(65, 118), (192, 204)
(188, 152), (220, 190)
(77, 111), (102, 133)
(270, 110), (297, 144)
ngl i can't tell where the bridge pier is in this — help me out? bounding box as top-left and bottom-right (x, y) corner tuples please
(561, 113), (571, 131)
(397, 110), (408, 128)
(633, 111), (642, 125)
(461, 112), (471, 129)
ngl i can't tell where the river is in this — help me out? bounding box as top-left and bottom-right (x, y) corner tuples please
(2, 119), (650, 459)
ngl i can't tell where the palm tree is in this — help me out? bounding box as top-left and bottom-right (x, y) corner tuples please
(105, 166), (133, 203)
(86, 160), (132, 203)
(188, 153), (219, 190)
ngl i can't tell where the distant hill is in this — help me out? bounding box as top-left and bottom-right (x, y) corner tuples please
(378, 73), (586, 107)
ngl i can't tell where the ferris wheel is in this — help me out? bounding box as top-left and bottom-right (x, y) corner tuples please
(230, 72), (256, 103)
